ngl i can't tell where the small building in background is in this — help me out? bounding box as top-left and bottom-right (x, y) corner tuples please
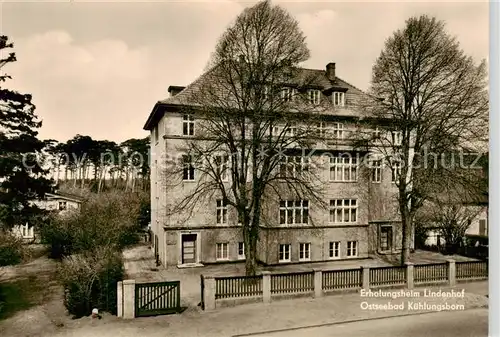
(12, 192), (83, 242)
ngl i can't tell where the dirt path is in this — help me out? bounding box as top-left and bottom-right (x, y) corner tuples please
(0, 250), (70, 337)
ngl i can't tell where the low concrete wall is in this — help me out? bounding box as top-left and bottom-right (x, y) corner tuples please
(201, 259), (488, 311)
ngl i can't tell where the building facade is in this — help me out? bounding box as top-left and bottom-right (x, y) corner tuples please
(12, 192), (82, 242)
(144, 62), (408, 268)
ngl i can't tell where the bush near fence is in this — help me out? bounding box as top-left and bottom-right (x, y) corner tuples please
(204, 260), (488, 310)
(59, 247), (124, 318)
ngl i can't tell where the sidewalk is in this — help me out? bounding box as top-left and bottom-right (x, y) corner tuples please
(48, 281), (488, 337)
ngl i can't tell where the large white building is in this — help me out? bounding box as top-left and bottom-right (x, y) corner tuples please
(144, 62), (410, 268)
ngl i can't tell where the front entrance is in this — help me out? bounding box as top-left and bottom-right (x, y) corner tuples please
(181, 234), (197, 264)
(380, 225), (393, 252)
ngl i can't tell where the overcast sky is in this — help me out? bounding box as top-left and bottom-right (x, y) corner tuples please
(1, 0), (488, 143)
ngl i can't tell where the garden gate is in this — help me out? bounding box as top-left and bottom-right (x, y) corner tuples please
(135, 281), (181, 317)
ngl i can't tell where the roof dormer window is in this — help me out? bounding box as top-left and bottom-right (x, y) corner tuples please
(332, 92), (345, 107)
(281, 87), (296, 102)
(308, 89), (321, 105)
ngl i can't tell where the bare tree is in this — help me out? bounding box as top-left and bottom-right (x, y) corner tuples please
(162, 1), (330, 275)
(357, 15), (488, 264)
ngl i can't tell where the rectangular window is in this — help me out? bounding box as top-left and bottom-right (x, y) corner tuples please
(392, 131), (402, 146)
(269, 125), (281, 136)
(329, 199), (357, 223)
(237, 242), (245, 259)
(215, 155), (229, 181)
(332, 123), (344, 139)
(264, 86), (269, 99)
(285, 123), (297, 137)
(183, 114), (195, 136)
(479, 219), (487, 236)
(279, 156), (309, 178)
(281, 87), (296, 102)
(21, 224), (34, 238)
(279, 244), (291, 262)
(308, 89), (321, 105)
(299, 243), (311, 261)
(373, 126), (381, 139)
(58, 201), (67, 211)
(380, 226), (393, 251)
(371, 159), (382, 183)
(329, 241), (340, 259)
(216, 243), (229, 260)
(182, 155), (195, 181)
(279, 200), (309, 225)
(332, 92), (345, 106)
(391, 160), (402, 183)
(316, 122), (326, 138)
(154, 126), (159, 143)
(329, 155), (358, 182)
(347, 241), (358, 257)
(216, 199), (228, 224)
(260, 85), (270, 100)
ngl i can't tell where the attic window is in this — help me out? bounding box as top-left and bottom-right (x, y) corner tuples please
(281, 87), (296, 102)
(183, 115), (195, 136)
(332, 92), (345, 107)
(308, 90), (321, 105)
(153, 126), (159, 142)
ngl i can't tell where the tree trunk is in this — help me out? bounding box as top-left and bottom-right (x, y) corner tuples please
(125, 170), (129, 192)
(98, 167), (106, 193)
(244, 198), (262, 276)
(56, 162), (60, 183)
(399, 200), (414, 265)
(244, 223), (259, 277)
(80, 164), (85, 189)
(73, 167), (77, 188)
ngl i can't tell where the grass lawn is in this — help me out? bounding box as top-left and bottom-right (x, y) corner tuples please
(0, 274), (53, 320)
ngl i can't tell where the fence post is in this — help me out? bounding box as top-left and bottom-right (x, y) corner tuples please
(122, 279), (136, 319)
(262, 271), (271, 303)
(405, 262), (414, 289)
(117, 281), (123, 318)
(361, 266), (370, 289)
(313, 269), (323, 298)
(203, 276), (216, 311)
(447, 259), (456, 286)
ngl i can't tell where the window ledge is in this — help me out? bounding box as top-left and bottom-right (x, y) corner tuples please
(177, 263), (204, 269)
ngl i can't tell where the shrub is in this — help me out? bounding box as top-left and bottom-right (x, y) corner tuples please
(40, 217), (75, 259)
(42, 191), (147, 259)
(0, 232), (25, 266)
(58, 247), (124, 318)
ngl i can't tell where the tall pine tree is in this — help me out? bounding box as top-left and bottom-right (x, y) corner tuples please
(0, 35), (53, 230)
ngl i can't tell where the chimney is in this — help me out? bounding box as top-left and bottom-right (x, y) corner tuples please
(168, 85), (186, 97)
(326, 62), (336, 82)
